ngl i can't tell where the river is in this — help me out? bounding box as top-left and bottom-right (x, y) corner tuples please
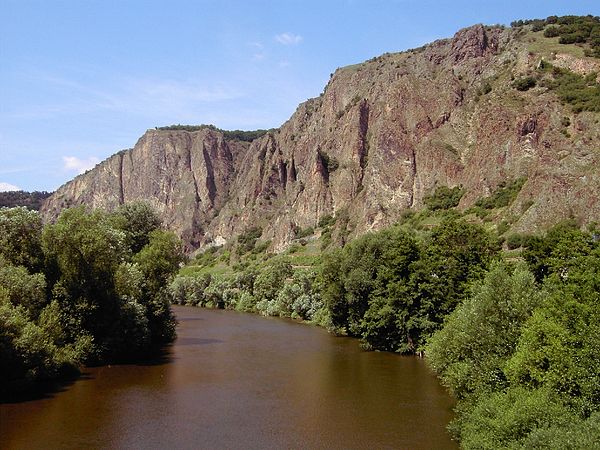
(0, 306), (457, 449)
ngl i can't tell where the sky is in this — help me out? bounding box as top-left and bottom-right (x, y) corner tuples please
(1, 1), (599, 192)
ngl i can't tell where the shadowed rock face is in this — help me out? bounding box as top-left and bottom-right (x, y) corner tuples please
(41, 24), (600, 251)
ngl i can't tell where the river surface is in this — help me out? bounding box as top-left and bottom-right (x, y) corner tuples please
(1, 306), (456, 449)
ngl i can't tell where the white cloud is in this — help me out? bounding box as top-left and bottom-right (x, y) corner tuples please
(62, 156), (101, 174)
(275, 32), (303, 45)
(0, 182), (21, 192)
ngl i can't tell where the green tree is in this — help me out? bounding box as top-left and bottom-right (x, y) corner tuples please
(42, 207), (126, 357)
(0, 207), (44, 271)
(109, 201), (163, 254)
(0, 264), (47, 318)
(134, 230), (184, 343)
(426, 262), (543, 398)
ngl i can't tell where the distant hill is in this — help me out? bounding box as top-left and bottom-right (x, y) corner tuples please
(0, 191), (52, 211)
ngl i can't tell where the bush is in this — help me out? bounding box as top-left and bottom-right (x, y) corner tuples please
(318, 214), (336, 228)
(237, 227), (263, 254)
(512, 77), (537, 91)
(505, 233), (523, 249)
(156, 124), (277, 142)
(423, 185), (465, 210)
(475, 178), (526, 210)
(1, 205), (181, 393)
(543, 26), (560, 37)
(541, 64), (600, 112)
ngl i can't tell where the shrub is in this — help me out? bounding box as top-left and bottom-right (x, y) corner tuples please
(506, 233), (523, 249)
(512, 77), (537, 91)
(475, 178), (527, 210)
(318, 214), (336, 228)
(423, 185), (465, 210)
(237, 227), (263, 254)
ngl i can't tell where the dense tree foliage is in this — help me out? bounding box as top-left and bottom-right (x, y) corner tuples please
(423, 185), (465, 210)
(156, 124), (277, 142)
(322, 218), (499, 352)
(427, 224), (600, 447)
(0, 190), (52, 211)
(474, 178), (526, 210)
(0, 204), (183, 396)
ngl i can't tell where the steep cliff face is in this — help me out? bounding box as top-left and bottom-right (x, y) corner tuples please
(45, 130), (248, 250)
(42, 24), (600, 251)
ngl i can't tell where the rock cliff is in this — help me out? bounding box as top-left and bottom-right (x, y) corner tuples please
(42, 23), (600, 251)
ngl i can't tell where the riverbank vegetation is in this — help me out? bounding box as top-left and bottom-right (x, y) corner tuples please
(170, 195), (600, 447)
(0, 203), (183, 398)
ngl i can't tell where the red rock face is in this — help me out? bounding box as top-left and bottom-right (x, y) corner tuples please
(41, 25), (600, 251)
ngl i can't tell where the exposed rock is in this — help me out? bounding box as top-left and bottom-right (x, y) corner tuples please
(41, 24), (600, 251)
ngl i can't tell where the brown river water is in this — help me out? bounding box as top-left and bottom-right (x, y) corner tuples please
(0, 306), (457, 449)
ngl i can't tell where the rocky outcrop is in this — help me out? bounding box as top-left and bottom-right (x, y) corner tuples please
(42, 24), (600, 251)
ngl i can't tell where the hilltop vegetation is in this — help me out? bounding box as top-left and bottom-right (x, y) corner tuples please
(512, 15), (600, 57)
(0, 203), (183, 397)
(156, 124), (277, 142)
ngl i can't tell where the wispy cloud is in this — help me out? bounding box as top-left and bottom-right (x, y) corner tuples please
(248, 42), (266, 61)
(275, 32), (303, 45)
(0, 182), (21, 192)
(62, 156), (101, 174)
(6, 72), (244, 122)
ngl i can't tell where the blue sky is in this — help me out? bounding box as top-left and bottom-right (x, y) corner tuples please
(1, 1), (598, 192)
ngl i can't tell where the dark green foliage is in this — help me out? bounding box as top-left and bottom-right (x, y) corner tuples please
(156, 124), (277, 142)
(475, 177), (526, 210)
(237, 227), (263, 254)
(543, 26), (560, 38)
(512, 15), (600, 58)
(427, 262), (543, 399)
(521, 219), (594, 282)
(542, 65), (600, 113)
(512, 76), (537, 91)
(317, 149), (339, 173)
(253, 259), (293, 304)
(0, 191), (52, 211)
(134, 230), (184, 294)
(294, 225), (314, 239)
(455, 387), (577, 449)
(0, 265), (46, 318)
(0, 207), (44, 272)
(423, 185), (465, 210)
(505, 233), (523, 249)
(0, 206), (183, 395)
(109, 201), (162, 254)
(0, 294), (88, 386)
(496, 220), (510, 236)
(318, 214), (336, 228)
(321, 218), (498, 352)
(428, 222), (600, 446)
(193, 246), (219, 267)
(168, 257), (324, 322)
